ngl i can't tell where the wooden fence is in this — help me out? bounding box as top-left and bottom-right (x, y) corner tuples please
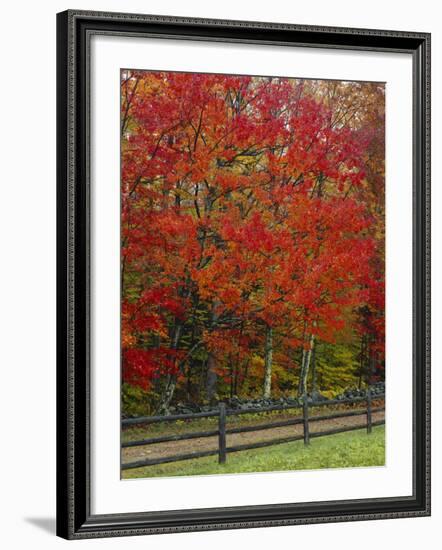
(121, 391), (385, 471)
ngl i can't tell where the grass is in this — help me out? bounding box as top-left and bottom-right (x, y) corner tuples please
(122, 425), (385, 479)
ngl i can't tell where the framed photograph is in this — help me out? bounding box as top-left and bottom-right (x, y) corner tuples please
(56, 10), (430, 539)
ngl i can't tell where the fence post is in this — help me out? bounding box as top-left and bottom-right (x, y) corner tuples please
(218, 402), (227, 463)
(366, 386), (372, 434)
(303, 394), (310, 445)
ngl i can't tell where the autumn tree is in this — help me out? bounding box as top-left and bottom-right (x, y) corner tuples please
(121, 70), (385, 414)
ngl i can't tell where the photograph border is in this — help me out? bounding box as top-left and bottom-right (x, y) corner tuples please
(56, 9), (430, 539)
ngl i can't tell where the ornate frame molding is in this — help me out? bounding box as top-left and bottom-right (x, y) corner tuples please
(56, 10), (430, 539)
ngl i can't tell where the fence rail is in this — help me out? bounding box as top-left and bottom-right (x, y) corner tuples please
(121, 392), (385, 470)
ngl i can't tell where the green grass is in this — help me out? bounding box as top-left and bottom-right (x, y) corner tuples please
(122, 425), (385, 479)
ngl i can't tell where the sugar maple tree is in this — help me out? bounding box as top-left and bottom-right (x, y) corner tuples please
(121, 71), (385, 413)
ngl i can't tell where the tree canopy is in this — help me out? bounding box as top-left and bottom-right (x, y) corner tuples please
(120, 71), (385, 415)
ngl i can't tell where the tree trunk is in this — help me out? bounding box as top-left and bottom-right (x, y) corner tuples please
(358, 334), (365, 389)
(157, 374), (177, 414)
(298, 333), (315, 397)
(368, 336), (376, 386)
(205, 301), (222, 404)
(263, 325), (273, 399)
(229, 354), (234, 398)
(157, 323), (182, 414)
(297, 347), (306, 395)
(310, 343), (317, 394)
(233, 322), (244, 397)
(205, 353), (217, 404)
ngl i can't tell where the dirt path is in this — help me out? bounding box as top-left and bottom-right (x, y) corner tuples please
(122, 411), (385, 465)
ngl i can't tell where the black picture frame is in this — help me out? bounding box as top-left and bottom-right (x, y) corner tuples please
(56, 9), (431, 539)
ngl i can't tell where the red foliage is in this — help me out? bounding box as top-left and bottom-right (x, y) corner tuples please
(121, 71), (385, 389)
